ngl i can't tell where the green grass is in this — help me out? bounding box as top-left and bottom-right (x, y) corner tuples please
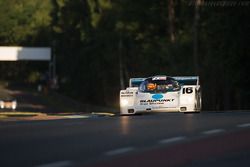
(36, 92), (84, 113)
(0, 112), (39, 116)
(0, 81), (115, 114)
(0, 85), (12, 99)
(0, 115), (7, 119)
(0, 112), (40, 119)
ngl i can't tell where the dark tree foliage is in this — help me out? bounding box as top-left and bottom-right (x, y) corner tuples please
(0, 0), (250, 110)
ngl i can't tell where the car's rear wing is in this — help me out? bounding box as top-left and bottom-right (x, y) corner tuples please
(129, 78), (146, 87)
(172, 76), (199, 86)
(129, 76), (199, 87)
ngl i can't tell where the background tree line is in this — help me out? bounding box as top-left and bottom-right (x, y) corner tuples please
(0, 0), (250, 110)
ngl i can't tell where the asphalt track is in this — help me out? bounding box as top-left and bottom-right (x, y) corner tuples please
(1, 111), (250, 167)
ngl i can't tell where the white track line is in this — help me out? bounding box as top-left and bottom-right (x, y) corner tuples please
(105, 147), (135, 156)
(36, 161), (72, 167)
(201, 129), (225, 135)
(159, 136), (187, 144)
(237, 123), (250, 128)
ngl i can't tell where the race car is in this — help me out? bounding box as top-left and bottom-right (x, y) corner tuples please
(0, 98), (17, 110)
(120, 75), (201, 115)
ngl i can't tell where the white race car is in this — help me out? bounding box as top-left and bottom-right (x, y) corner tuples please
(120, 75), (201, 115)
(0, 98), (17, 110)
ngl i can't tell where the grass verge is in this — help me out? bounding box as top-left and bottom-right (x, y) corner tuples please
(0, 112), (39, 117)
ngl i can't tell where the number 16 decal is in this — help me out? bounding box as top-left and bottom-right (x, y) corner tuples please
(183, 87), (193, 94)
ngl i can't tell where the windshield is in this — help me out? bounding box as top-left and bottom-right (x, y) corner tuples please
(139, 77), (180, 93)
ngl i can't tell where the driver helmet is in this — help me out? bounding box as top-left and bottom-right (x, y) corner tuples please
(147, 83), (156, 91)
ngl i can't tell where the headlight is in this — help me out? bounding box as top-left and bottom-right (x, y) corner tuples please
(120, 99), (129, 106)
(0, 101), (4, 108)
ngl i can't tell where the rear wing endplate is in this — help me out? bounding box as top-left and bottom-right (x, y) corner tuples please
(129, 78), (145, 87)
(129, 76), (200, 87)
(172, 76), (199, 86)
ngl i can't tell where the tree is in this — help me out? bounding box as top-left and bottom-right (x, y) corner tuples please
(168, 0), (175, 43)
(0, 0), (52, 81)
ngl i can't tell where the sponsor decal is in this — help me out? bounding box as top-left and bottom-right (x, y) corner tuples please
(152, 76), (167, 80)
(140, 99), (175, 105)
(121, 91), (134, 97)
(120, 91), (134, 97)
(121, 92), (133, 95)
(152, 94), (163, 100)
(121, 95), (133, 97)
